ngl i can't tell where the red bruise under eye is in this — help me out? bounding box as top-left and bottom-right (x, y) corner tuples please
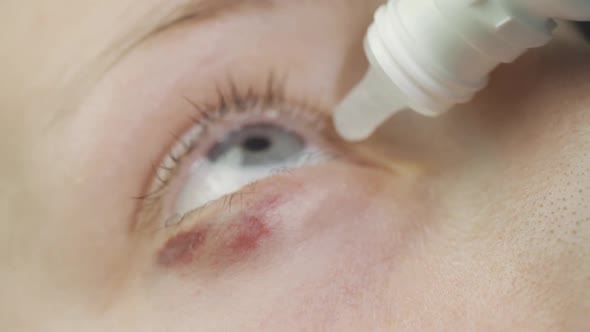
(155, 194), (283, 271)
(229, 216), (271, 252)
(157, 229), (208, 268)
(156, 216), (273, 270)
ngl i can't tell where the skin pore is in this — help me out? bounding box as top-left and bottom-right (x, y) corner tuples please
(1, 0), (589, 331)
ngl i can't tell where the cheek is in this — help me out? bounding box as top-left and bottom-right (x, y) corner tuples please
(117, 164), (433, 331)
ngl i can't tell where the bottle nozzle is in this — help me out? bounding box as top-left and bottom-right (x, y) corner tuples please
(333, 67), (406, 142)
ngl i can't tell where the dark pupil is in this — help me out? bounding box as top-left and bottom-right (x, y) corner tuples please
(242, 136), (272, 152)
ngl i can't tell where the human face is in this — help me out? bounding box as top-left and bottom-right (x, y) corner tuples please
(1, 1), (589, 331)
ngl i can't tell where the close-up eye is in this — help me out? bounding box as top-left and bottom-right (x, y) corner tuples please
(172, 120), (331, 216)
(142, 81), (344, 227)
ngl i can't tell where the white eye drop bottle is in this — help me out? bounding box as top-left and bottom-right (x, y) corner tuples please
(333, 0), (590, 142)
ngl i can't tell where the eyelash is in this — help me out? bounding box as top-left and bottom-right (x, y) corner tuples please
(136, 74), (330, 214)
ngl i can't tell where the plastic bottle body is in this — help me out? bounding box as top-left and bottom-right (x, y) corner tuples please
(334, 0), (590, 141)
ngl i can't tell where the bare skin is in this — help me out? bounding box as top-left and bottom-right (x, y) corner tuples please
(1, 0), (589, 331)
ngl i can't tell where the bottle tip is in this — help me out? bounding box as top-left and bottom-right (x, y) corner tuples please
(333, 102), (377, 142)
(332, 66), (409, 142)
(333, 86), (406, 142)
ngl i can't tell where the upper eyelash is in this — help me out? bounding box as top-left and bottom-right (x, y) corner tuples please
(135, 74), (329, 209)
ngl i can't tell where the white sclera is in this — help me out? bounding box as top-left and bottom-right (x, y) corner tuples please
(174, 124), (330, 216)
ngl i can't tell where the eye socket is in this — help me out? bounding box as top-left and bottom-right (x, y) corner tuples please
(141, 82), (342, 226)
(174, 121), (332, 217)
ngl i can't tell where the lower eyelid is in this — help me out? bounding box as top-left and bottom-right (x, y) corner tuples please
(152, 181), (293, 272)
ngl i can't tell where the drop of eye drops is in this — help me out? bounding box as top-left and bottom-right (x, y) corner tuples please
(333, 67), (407, 142)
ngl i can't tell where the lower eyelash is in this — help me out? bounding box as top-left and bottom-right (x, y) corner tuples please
(139, 74), (330, 207)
